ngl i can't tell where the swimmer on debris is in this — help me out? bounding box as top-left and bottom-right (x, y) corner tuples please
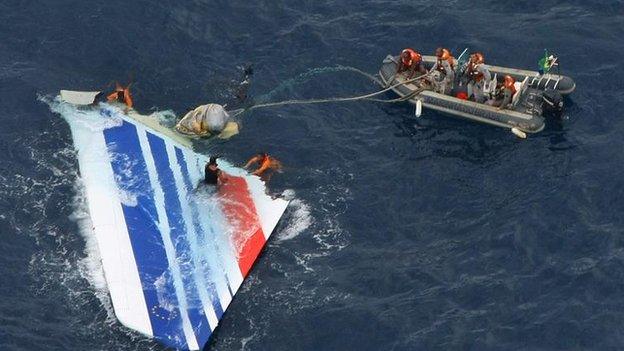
(244, 152), (282, 178)
(204, 156), (228, 186)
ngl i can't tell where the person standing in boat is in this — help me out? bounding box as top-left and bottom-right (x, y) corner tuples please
(497, 75), (517, 110)
(465, 52), (491, 103)
(204, 156), (228, 186)
(430, 47), (455, 94)
(396, 48), (426, 79)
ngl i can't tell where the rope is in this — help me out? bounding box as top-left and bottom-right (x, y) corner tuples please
(254, 65), (383, 104)
(228, 71), (431, 117)
(367, 87), (425, 103)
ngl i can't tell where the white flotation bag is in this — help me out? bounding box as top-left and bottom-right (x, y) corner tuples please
(176, 103), (230, 136)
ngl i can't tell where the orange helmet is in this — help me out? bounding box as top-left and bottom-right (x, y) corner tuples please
(401, 48), (422, 65)
(413, 51), (422, 63)
(471, 52), (484, 64)
(435, 47), (451, 60)
(401, 49), (412, 60)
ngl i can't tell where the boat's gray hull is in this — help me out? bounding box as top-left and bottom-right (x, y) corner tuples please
(379, 55), (575, 133)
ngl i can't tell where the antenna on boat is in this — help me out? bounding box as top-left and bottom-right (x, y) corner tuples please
(455, 48), (469, 74)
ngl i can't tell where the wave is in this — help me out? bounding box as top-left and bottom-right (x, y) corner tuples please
(276, 189), (313, 242)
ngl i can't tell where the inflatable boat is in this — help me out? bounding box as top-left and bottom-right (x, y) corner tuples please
(379, 55), (576, 135)
(55, 91), (289, 350)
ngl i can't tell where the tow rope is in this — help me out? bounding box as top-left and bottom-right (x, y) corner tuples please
(227, 69), (433, 118)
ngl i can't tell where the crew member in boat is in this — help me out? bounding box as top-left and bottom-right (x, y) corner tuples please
(396, 48), (426, 79)
(465, 52), (491, 103)
(205, 156), (228, 185)
(430, 47), (455, 93)
(487, 75), (516, 110)
(244, 152), (282, 177)
(106, 82), (133, 108)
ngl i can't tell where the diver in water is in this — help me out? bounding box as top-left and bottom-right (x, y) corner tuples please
(244, 152), (282, 178)
(464, 52), (491, 103)
(430, 47), (455, 94)
(396, 48), (426, 79)
(234, 64), (253, 101)
(204, 156), (228, 185)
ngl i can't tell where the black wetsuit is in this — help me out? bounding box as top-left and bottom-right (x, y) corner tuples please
(115, 90), (126, 104)
(204, 164), (219, 185)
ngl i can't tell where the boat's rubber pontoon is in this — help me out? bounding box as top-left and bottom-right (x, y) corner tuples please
(379, 55), (575, 134)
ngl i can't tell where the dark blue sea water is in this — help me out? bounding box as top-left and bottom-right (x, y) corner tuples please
(2, 1), (624, 350)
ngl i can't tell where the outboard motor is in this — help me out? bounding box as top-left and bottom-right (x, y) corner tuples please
(541, 89), (564, 119)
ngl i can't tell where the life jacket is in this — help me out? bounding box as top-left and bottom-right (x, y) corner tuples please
(466, 62), (484, 82)
(436, 48), (454, 73)
(107, 83), (133, 108)
(401, 49), (422, 69)
(471, 52), (484, 65)
(259, 155), (271, 170)
(503, 76), (516, 96)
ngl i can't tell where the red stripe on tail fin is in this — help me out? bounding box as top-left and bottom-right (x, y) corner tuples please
(218, 176), (266, 277)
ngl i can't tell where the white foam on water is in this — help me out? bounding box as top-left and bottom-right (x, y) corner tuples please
(117, 188), (139, 207)
(42, 95), (124, 132)
(239, 317), (263, 351)
(276, 189), (312, 242)
(154, 273), (179, 313)
(148, 109), (178, 129)
(270, 175), (351, 285)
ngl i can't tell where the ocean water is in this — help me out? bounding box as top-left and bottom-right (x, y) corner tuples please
(1, 0), (624, 350)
